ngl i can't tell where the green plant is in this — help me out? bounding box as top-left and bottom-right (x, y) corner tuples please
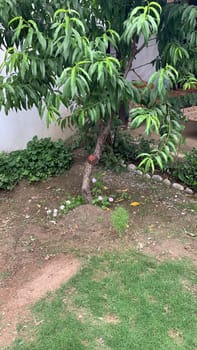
(178, 74), (197, 91)
(113, 131), (155, 163)
(111, 206), (129, 235)
(0, 0), (193, 202)
(0, 150), (26, 189)
(24, 136), (73, 182)
(131, 104), (184, 173)
(0, 270), (11, 280)
(101, 150), (124, 173)
(91, 174), (115, 209)
(175, 148), (197, 191)
(61, 195), (85, 214)
(169, 92), (197, 111)
(157, 3), (197, 79)
(0, 136), (73, 190)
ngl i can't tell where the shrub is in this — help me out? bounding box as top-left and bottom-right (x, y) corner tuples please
(169, 92), (197, 111)
(113, 131), (155, 163)
(24, 136), (73, 182)
(175, 148), (197, 191)
(0, 150), (26, 190)
(0, 136), (73, 190)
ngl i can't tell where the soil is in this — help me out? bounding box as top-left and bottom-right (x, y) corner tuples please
(0, 151), (197, 347)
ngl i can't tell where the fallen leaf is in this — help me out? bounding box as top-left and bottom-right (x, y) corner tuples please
(116, 189), (128, 193)
(130, 201), (140, 206)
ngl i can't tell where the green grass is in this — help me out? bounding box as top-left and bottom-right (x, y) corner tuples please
(8, 252), (197, 350)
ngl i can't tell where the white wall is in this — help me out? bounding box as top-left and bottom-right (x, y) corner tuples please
(127, 37), (158, 81)
(0, 106), (74, 152)
(0, 50), (74, 152)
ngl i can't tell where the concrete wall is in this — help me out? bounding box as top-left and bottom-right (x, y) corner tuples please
(0, 106), (74, 152)
(127, 37), (158, 81)
(0, 49), (74, 152)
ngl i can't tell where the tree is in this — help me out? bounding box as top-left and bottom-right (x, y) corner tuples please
(0, 0), (196, 201)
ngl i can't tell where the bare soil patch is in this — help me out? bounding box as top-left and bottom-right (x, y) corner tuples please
(143, 238), (197, 263)
(0, 254), (80, 347)
(0, 156), (196, 347)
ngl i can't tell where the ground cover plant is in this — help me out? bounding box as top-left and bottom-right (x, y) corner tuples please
(7, 252), (197, 350)
(0, 0), (196, 201)
(174, 148), (197, 191)
(0, 136), (73, 190)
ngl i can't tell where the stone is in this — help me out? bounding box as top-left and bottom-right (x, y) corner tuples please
(172, 183), (184, 191)
(136, 170), (143, 176)
(185, 187), (193, 194)
(128, 163), (136, 172)
(163, 178), (171, 186)
(145, 173), (151, 179)
(152, 174), (163, 182)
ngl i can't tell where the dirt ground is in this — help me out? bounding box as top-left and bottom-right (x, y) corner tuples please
(0, 154), (197, 347)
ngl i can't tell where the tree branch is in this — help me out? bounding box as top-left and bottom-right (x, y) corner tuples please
(124, 41), (138, 78)
(135, 41), (146, 55)
(124, 41), (148, 78)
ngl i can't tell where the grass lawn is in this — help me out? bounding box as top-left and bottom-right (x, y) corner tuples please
(9, 252), (197, 350)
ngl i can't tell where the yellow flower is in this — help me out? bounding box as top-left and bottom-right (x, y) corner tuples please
(130, 201), (140, 207)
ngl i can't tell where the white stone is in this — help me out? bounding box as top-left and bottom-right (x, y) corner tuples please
(152, 174), (163, 182)
(136, 170), (143, 175)
(172, 183), (184, 191)
(163, 178), (171, 186)
(128, 163), (136, 172)
(185, 187), (193, 194)
(144, 173), (151, 179)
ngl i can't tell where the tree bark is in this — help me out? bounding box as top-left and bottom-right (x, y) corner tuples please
(82, 117), (112, 203)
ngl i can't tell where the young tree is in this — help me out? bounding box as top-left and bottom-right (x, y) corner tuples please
(0, 0), (195, 201)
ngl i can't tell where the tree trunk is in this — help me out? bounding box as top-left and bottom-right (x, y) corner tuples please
(82, 117), (112, 203)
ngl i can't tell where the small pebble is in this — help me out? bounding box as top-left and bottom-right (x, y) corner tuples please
(163, 178), (171, 186)
(128, 163), (136, 172)
(136, 170), (143, 176)
(185, 187), (193, 194)
(172, 183), (184, 191)
(145, 173), (151, 179)
(152, 174), (163, 182)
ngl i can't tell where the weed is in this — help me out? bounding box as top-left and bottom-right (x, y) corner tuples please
(111, 206), (129, 235)
(0, 270), (11, 280)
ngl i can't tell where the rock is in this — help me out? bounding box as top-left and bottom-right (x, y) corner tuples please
(172, 183), (184, 191)
(145, 173), (151, 179)
(163, 178), (171, 186)
(136, 170), (143, 176)
(152, 174), (163, 182)
(137, 242), (144, 250)
(185, 187), (193, 194)
(128, 163), (136, 172)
